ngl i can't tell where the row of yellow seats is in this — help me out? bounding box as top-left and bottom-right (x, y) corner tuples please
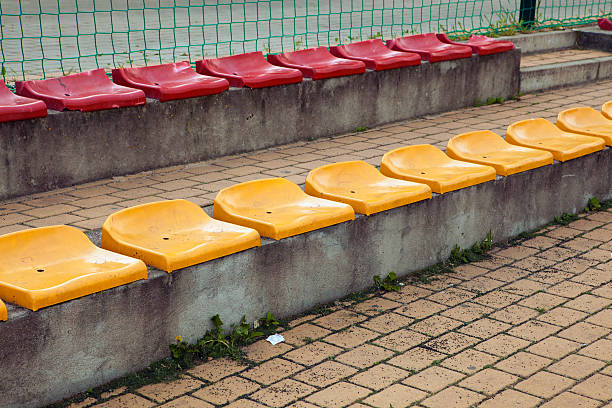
(0, 105), (610, 319)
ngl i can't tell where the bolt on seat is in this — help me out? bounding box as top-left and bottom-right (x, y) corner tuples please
(305, 161), (431, 215)
(380, 144), (496, 194)
(195, 51), (303, 88)
(15, 68), (146, 112)
(112, 61), (230, 102)
(213, 178), (355, 240)
(102, 199), (260, 273)
(386, 33), (473, 62)
(436, 34), (515, 55)
(507, 118), (605, 162)
(267, 46), (366, 80)
(0, 225), (147, 311)
(0, 81), (47, 122)
(557, 107), (612, 146)
(447, 131), (554, 176)
(329, 39), (421, 71)
(603, 101), (612, 120)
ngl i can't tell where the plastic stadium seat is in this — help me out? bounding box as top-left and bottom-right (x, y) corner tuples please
(329, 39), (421, 71)
(447, 131), (554, 176)
(603, 101), (612, 120)
(380, 145), (496, 194)
(305, 161), (431, 215)
(0, 81), (47, 122)
(507, 118), (605, 162)
(436, 34), (515, 55)
(386, 33), (473, 62)
(557, 107), (612, 146)
(102, 199), (260, 273)
(112, 61), (229, 102)
(598, 18), (612, 30)
(0, 299), (6, 321)
(213, 178), (354, 240)
(267, 46), (366, 79)
(15, 69), (145, 112)
(195, 51), (303, 88)
(0, 225), (147, 311)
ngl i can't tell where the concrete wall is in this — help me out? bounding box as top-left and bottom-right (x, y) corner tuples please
(577, 27), (612, 52)
(499, 30), (577, 54)
(0, 50), (520, 201)
(0, 147), (610, 408)
(520, 56), (612, 93)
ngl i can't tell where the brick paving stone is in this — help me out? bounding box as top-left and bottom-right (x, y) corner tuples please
(502, 278), (549, 296)
(440, 302), (494, 323)
(556, 258), (599, 274)
(293, 361), (357, 387)
(95, 394), (155, 408)
(349, 364), (409, 390)
(382, 285), (433, 303)
(425, 332), (480, 354)
(410, 315), (463, 336)
(489, 304), (539, 325)
(324, 326), (379, 348)
(373, 329), (429, 352)
(529, 269), (574, 284)
(67, 397), (98, 408)
(360, 312), (413, 333)
(284, 341), (343, 366)
(459, 368), (518, 396)
(350, 297), (401, 316)
(494, 352), (552, 377)
(571, 373), (612, 400)
(223, 399), (268, 408)
(452, 264), (489, 279)
(191, 377), (259, 405)
(522, 236), (561, 250)
(403, 366), (465, 392)
(526, 336), (582, 360)
(474, 333), (530, 357)
(251, 379), (316, 407)
(557, 322), (611, 343)
(395, 299), (448, 319)
(420, 386), (484, 408)
(285, 402), (319, 408)
(537, 307), (588, 327)
(305, 382), (371, 408)
(136, 376), (204, 403)
(585, 308), (612, 328)
(519, 292), (567, 310)
(578, 338), (612, 361)
(582, 228), (612, 242)
(547, 281), (593, 298)
(440, 349), (498, 374)
(507, 320), (560, 342)
(547, 354), (606, 380)
(242, 340), (293, 363)
(362, 384), (427, 408)
(335, 344), (394, 368)
(157, 396), (214, 407)
(313, 310), (367, 330)
(511, 257), (557, 272)
(486, 266), (531, 282)
(573, 268), (612, 286)
(593, 283), (612, 299)
(565, 294), (612, 313)
(473, 291), (523, 309)
(478, 389), (542, 408)
(456, 318), (511, 339)
(241, 358), (304, 385)
(388, 347), (447, 371)
(495, 246), (539, 260)
(539, 392), (601, 408)
(458, 276), (505, 293)
(426, 287), (476, 306)
(514, 371), (575, 399)
(281, 323), (331, 346)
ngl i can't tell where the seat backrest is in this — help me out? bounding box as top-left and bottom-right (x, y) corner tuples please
(206, 51), (269, 73)
(341, 39), (388, 55)
(279, 47), (336, 64)
(383, 144), (453, 169)
(559, 107), (611, 128)
(20, 69), (111, 95)
(118, 61), (193, 82)
(448, 131), (509, 155)
(215, 178), (307, 211)
(507, 118), (563, 141)
(396, 33), (441, 48)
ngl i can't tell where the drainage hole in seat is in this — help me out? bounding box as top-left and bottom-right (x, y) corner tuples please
(64, 93), (70, 96)
(266, 211), (272, 214)
(420, 172), (426, 175)
(162, 237), (170, 240)
(36, 269), (45, 273)
(349, 190), (356, 194)
(154, 82), (160, 85)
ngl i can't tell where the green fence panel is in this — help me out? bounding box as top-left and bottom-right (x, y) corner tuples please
(1, 0), (610, 82)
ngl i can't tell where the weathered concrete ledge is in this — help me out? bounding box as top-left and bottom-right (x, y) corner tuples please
(499, 30), (578, 54)
(0, 50), (520, 201)
(0, 147), (610, 408)
(577, 26), (612, 52)
(520, 55), (612, 93)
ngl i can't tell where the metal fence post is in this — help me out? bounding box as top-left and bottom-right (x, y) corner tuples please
(519, 0), (538, 27)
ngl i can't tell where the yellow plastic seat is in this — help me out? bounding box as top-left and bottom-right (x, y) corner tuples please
(602, 101), (612, 120)
(506, 118), (605, 162)
(305, 161), (432, 215)
(214, 178), (355, 240)
(0, 225), (147, 311)
(380, 144), (496, 194)
(557, 107), (612, 146)
(102, 199), (261, 273)
(446, 131), (554, 176)
(0, 299), (6, 321)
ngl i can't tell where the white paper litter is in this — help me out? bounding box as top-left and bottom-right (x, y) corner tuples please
(266, 333), (285, 345)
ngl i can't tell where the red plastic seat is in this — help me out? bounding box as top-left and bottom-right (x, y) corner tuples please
(436, 34), (515, 55)
(329, 39), (421, 71)
(15, 68), (145, 112)
(195, 51), (302, 88)
(266, 46), (366, 80)
(112, 61), (229, 102)
(0, 81), (47, 122)
(598, 18), (612, 30)
(386, 33), (473, 62)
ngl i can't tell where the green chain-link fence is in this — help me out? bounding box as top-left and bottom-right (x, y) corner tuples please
(1, 0), (611, 82)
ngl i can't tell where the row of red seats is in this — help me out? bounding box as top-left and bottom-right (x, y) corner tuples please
(0, 34), (514, 122)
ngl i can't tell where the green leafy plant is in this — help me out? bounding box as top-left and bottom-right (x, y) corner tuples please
(169, 336), (199, 368)
(585, 197), (601, 212)
(259, 311), (280, 329)
(554, 212), (578, 225)
(374, 271), (400, 292)
(355, 126), (369, 132)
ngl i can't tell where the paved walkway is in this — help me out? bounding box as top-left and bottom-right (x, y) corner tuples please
(70, 208), (612, 408)
(1, 78), (611, 235)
